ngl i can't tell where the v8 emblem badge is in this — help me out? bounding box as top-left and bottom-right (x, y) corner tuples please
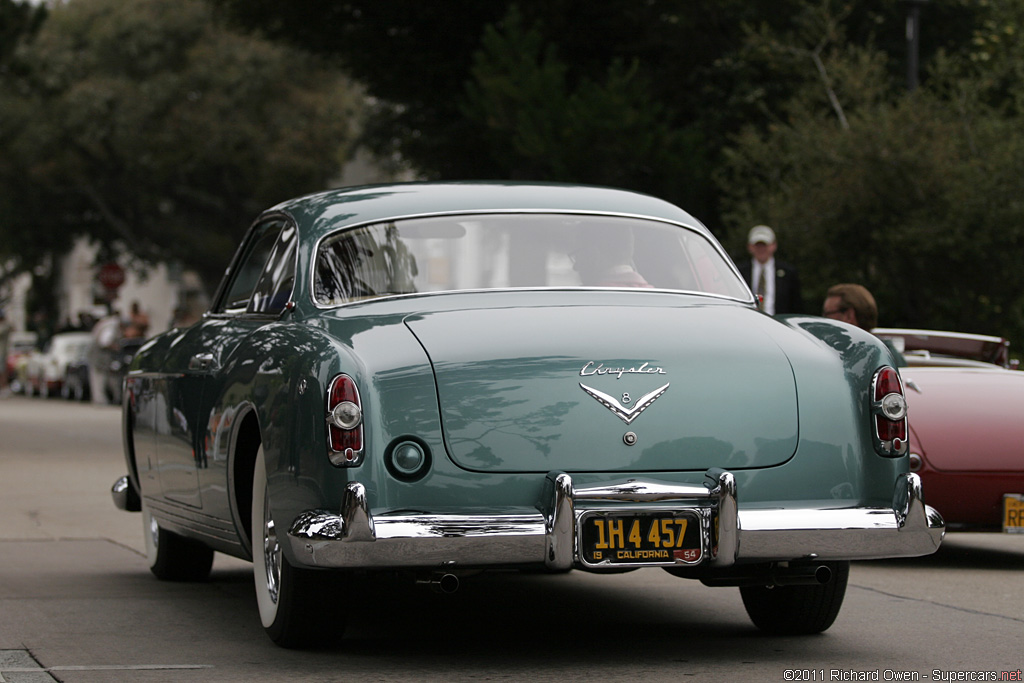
(579, 382), (669, 424)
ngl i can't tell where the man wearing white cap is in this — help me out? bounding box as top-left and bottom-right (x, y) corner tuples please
(738, 225), (804, 315)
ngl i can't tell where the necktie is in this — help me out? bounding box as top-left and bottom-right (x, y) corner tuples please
(757, 267), (767, 308)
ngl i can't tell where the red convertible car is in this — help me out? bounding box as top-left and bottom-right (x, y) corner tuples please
(874, 328), (1024, 533)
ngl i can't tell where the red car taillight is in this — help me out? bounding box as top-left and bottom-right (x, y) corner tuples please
(871, 366), (908, 457)
(326, 373), (363, 466)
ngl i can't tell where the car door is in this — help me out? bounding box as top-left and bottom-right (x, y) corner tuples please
(154, 216), (297, 509)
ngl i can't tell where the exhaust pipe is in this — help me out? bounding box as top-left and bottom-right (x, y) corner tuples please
(698, 563), (833, 587)
(771, 564), (832, 586)
(417, 572), (460, 594)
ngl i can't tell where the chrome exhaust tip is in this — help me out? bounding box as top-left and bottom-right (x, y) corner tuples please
(695, 562), (834, 587)
(771, 564), (833, 586)
(417, 573), (460, 594)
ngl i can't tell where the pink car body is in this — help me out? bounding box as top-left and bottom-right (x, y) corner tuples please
(876, 329), (1024, 532)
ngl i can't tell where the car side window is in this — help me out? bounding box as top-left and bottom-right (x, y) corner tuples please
(248, 224), (297, 315)
(216, 219), (286, 314)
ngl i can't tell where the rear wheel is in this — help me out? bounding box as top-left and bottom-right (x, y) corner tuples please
(142, 502), (214, 581)
(252, 445), (343, 648)
(740, 561), (849, 635)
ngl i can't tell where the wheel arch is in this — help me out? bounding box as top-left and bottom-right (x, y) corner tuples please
(229, 407), (262, 562)
(120, 383), (143, 510)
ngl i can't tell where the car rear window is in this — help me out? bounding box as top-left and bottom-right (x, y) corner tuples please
(313, 213), (748, 306)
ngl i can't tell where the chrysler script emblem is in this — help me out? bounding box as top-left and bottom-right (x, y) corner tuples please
(579, 380), (670, 424)
(579, 361), (665, 379)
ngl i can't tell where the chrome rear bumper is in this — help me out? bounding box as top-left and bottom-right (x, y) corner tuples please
(285, 469), (945, 571)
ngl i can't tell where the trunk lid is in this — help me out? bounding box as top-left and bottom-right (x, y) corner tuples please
(405, 303), (798, 473)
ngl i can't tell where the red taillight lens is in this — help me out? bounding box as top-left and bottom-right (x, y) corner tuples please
(873, 366), (902, 399)
(326, 374), (363, 466)
(871, 366), (908, 457)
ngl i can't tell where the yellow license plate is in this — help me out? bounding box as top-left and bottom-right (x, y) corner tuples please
(1003, 494), (1024, 533)
(579, 511), (702, 567)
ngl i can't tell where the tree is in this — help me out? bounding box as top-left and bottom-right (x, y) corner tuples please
(210, 0), (819, 220)
(460, 7), (703, 206)
(716, 1), (1024, 343)
(0, 0), (48, 301)
(0, 0), (361, 288)
(0, 0), (46, 66)
(212, 0), (980, 232)
(211, 0), (1024, 341)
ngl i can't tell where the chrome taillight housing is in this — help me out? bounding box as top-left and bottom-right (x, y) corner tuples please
(871, 366), (908, 457)
(326, 373), (363, 466)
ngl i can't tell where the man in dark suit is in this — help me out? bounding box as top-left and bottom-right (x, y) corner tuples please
(737, 225), (803, 315)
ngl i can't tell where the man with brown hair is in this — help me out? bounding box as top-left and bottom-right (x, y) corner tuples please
(822, 283), (878, 331)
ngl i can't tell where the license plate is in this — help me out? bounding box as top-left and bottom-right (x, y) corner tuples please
(579, 510), (702, 567)
(1003, 494), (1024, 533)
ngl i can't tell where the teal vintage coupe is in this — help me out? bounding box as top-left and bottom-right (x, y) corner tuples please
(112, 182), (944, 646)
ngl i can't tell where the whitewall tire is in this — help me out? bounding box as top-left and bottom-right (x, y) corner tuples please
(142, 500), (214, 581)
(252, 445), (344, 648)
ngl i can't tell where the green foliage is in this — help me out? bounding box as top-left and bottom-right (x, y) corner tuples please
(938, 0), (1024, 116)
(717, 1), (1024, 342)
(7, 0), (1021, 345)
(211, 0), (831, 219)
(0, 0), (360, 286)
(0, 0), (46, 66)
(461, 7), (704, 205)
(0, 0), (47, 292)
(209, 0), (984, 234)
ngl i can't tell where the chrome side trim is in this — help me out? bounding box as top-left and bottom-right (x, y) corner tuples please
(285, 469), (944, 570)
(134, 494), (248, 558)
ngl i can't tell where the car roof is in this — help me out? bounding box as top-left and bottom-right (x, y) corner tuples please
(266, 181), (707, 242)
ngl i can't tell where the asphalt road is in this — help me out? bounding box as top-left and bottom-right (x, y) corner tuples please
(1, 393), (1022, 682)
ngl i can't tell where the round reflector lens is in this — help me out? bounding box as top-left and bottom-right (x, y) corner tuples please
(329, 401), (362, 430)
(880, 393), (907, 421)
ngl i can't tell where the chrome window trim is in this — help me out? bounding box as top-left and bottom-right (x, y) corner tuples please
(306, 209), (756, 311)
(201, 311), (287, 322)
(873, 327), (1007, 344)
(313, 286), (752, 310)
(210, 212), (297, 316)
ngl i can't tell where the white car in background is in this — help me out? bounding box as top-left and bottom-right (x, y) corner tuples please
(24, 331), (93, 398)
